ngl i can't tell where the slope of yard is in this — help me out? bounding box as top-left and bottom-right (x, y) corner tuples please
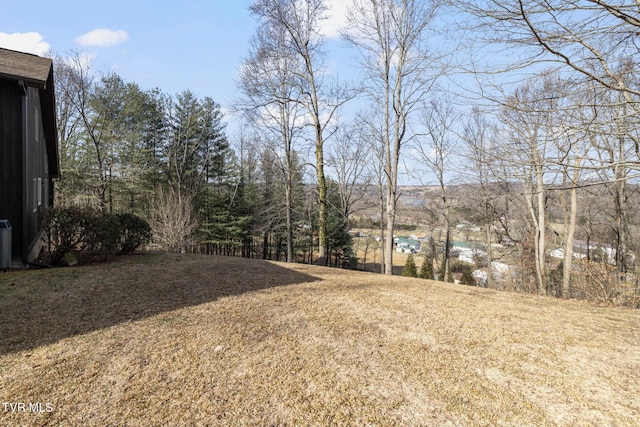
(1, 253), (638, 426)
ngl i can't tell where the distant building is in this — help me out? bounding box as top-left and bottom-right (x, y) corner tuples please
(550, 240), (620, 264)
(394, 236), (421, 253)
(451, 241), (486, 265)
(473, 262), (512, 288)
(0, 48), (59, 262)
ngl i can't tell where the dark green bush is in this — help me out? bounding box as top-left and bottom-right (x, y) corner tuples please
(41, 207), (92, 264)
(40, 207), (151, 265)
(116, 213), (152, 254)
(84, 212), (121, 255)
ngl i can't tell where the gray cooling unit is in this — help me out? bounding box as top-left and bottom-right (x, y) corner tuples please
(0, 220), (12, 269)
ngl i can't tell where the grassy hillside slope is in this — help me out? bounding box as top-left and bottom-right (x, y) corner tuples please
(1, 253), (638, 426)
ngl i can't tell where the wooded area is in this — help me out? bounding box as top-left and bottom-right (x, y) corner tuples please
(48, 0), (640, 306)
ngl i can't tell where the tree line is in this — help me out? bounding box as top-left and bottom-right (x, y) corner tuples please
(49, 0), (640, 306)
(51, 49), (355, 267)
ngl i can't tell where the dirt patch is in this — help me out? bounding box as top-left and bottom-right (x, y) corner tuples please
(1, 253), (638, 425)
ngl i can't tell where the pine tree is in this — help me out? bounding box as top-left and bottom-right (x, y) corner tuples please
(460, 269), (476, 286)
(419, 255), (433, 279)
(402, 254), (418, 277)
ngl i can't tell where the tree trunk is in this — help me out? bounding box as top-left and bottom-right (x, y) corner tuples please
(486, 220), (494, 288)
(378, 169), (386, 274)
(441, 190), (451, 282)
(384, 192), (396, 276)
(561, 189), (577, 297)
(562, 159), (581, 298)
(535, 155), (547, 295)
(316, 132), (327, 265)
(614, 145), (627, 273)
(285, 184), (294, 263)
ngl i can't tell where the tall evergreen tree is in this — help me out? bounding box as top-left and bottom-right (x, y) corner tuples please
(162, 91), (228, 196)
(419, 255), (433, 280)
(402, 254), (418, 277)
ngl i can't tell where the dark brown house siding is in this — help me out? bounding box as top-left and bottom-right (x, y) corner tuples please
(24, 86), (51, 256)
(0, 80), (25, 256)
(0, 48), (58, 262)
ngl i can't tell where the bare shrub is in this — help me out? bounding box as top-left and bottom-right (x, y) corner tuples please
(150, 186), (198, 252)
(619, 275), (640, 309)
(569, 260), (637, 306)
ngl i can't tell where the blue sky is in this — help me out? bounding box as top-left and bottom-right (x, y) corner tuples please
(2, 1), (256, 103)
(1, 1), (350, 112)
(1, 1), (495, 185)
(0, 0), (477, 186)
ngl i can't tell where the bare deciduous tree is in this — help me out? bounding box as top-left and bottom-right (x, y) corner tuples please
(498, 77), (561, 294)
(326, 122), (373, 224)
(461, 107), (498, 288)
(238, 16), (307, 262)
(343, 0), (444, 274)
(459, 0), (640, 110)
(51, 51), (86, 207)
(416, 96), (459, 282)
(250, 0), (353, 265)
(588, 87), (638, 274)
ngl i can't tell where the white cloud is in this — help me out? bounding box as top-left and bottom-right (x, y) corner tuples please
(74, 29), (129, 47)
(321, 0), (349, 38)
(0, 32), (50, 55)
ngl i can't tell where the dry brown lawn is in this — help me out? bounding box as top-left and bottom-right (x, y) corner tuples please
(1, 252), (638, 426)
